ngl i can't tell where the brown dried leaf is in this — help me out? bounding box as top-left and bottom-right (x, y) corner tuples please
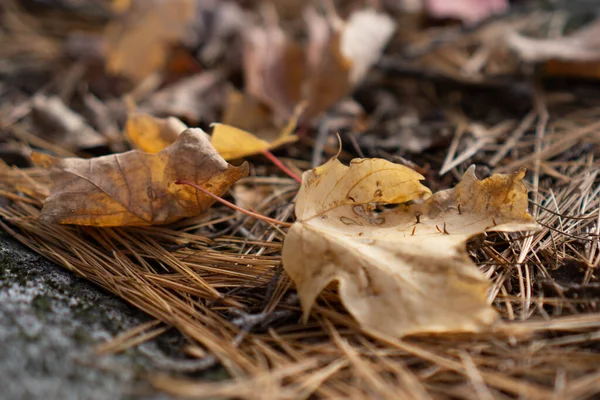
(304, 8), (395, 119)
(243, 12), (305, 122)
(32, 95), (106, 151)
(282, 158), (536, 336)
(125, 113), (188, 153)
(142, 70), (225, 124)
(33, 128), (248, 226)
(243, 8), (395, 121)
(105, 0), (196, 82)
(508, 20), (600, 63)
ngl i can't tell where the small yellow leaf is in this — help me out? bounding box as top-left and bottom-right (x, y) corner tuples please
(210, 94), (304, 160)
(283, 158), (537, 337)
(34, 128), (248, 226)
(125, 113), (188, 153)
(210, 123), (297, 160)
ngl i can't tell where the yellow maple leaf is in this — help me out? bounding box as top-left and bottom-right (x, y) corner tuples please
(125, 113), (188, 153)
(33, 128), (248, 226)
(282, 158), (537, 337)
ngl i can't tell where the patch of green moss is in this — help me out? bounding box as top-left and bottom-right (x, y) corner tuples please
(32, 294), (53, 318)
(72, 326), (93, 345)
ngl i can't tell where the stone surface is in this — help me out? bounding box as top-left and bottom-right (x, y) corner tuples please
(0, 234), (174, 400)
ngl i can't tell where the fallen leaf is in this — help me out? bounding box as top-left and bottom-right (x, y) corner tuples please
(32, 94), (107, 151)
(210, 122), (297, 161)
(142, 70), (225, 124)
(243, 9), (305, 122)
(508, 20), (600, 63)
(126, 113), (188, 153)
(339, 9), (397, 86)
(105, 0), (196, 82)
(282, 158), (536, 336)
(304, 8), (395, 119)
(242, 8), (395, 121)
(33, 128), (248, 226)
(221, 87), (281, 141)
(211, 88), (304, 160)
(302, 8), (352, 120)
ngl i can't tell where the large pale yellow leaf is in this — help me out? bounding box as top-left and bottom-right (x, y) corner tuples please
(33, 128), (248, 226)
(282, 158), (537, 337)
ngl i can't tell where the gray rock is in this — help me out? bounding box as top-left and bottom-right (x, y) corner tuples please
(0, 235), (174, 400)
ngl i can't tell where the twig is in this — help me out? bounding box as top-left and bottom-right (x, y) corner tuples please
(262, 150), (302, 183)
(175, 180), (293, 227)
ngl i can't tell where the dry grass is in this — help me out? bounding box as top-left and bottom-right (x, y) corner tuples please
(2, 102), (600, 398)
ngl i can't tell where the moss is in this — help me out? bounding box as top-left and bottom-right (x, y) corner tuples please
(0, 252), (15, 280)
(31, 294), (53, 318)
(72, 326), (93, 345)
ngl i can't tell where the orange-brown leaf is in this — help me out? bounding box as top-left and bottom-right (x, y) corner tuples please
(34, 128), (248, 226)
(125, 113), (188, 153)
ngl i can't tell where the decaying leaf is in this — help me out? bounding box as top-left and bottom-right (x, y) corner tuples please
(305, 8), (395, 119)
(141, 70), (226, 124)
(105, 0), (196, 82)
(32, 94), (107, 151)
(282, 158), (536, 337)
(221, 87), (281, 141)
(33, 128), (248, 226)
(508, 20), (600, 63)
(242, 8), (395, 121)
(243, 9), (305, 123)
(340, 9), (397, 86)
(126, 113), (188, 153)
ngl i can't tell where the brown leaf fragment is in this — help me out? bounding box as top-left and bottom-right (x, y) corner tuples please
(283, 159), (537, 337)
(508, 20), (600, 63)
(105, 0), (196, 82)
(33, 128), (248, 226)
(242, 7), (395, 122)
(31, 95), (106, 151)
(304, 8), (395, 119)
(243, 11), (305, 122)
(142, 70), (225, 124)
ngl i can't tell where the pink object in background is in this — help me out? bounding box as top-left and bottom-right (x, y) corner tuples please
(424, 0), (509, 24)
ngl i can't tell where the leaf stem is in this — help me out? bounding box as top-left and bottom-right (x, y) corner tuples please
(262, 150), (302, 184)
(175, 179), (293, 227)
